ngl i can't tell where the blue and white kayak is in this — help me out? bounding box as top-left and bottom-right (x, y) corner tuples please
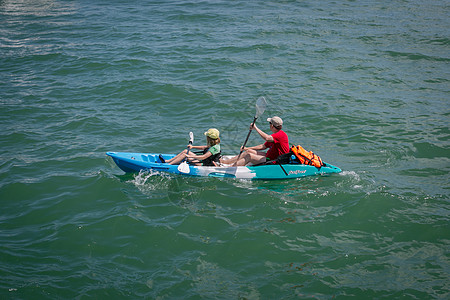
(107, 152), (341, 180)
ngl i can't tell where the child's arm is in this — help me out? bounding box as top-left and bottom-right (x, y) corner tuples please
(189, 145), (208, 150)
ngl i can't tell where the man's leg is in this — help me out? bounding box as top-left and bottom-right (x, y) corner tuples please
(220, 154), (238, 165)
(234, 150), (266, 166)
(220, 148), (257, 165)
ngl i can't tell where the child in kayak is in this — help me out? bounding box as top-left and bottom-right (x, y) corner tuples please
(163, 128), (221, 166)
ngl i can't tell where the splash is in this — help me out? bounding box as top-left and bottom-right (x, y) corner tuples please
(340, 170), (360, 182)
(127, 169), (172, 193)
(131, 169), (161, 186)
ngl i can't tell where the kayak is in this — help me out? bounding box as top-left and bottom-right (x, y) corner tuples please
(106, 152), (342, 180)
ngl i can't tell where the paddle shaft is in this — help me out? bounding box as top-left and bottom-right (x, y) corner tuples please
(182, 132), (194, 162)
(237, 116), (258, 160)
(184, 141), (192, 160)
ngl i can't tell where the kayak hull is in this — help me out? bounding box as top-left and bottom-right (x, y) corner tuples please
(106, 152), (341, 180)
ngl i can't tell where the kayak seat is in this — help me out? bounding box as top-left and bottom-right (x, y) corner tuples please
(269, 152), (298, 165)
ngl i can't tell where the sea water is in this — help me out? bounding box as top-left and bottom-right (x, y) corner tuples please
(1, 0), (448, 298)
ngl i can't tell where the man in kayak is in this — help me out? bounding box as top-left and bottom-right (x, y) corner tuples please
(163, 128), (221, 166)
(221, 116), (289, 166)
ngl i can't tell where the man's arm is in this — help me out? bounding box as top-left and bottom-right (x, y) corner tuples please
(252, 124), (274, 142)
(243, 143), (267, 151)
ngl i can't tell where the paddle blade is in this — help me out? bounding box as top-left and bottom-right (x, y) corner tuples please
(189, 131), (194, 144)
(255, 96), (267, 118)
(177, 161), (190, 174)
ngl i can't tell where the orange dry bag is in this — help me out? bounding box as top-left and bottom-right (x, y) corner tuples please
(291, 145), (324, 169)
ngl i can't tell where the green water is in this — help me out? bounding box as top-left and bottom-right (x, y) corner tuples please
(1, 0), (449, 299)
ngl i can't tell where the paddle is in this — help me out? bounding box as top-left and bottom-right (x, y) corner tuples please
(237, 96), (267, 160)
(178, 132), (194, 174)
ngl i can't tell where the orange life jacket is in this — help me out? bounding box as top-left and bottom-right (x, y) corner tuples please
(291, 145), (324, 168)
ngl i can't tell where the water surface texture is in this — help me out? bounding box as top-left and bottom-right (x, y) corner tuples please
(1, 0), (449, 298)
